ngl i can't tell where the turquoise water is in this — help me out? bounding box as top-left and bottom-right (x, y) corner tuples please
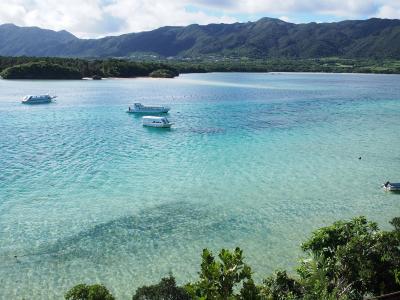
(0, 73), (399, 299)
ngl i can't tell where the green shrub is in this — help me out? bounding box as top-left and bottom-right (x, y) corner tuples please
(65, 283), (115, 300)
(132, 275), (190, 300)
(65, 216), (400, 300)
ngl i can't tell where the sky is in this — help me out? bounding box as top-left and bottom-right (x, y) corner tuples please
(1, 0), (400, 38)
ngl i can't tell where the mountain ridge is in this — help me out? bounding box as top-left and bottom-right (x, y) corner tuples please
(1, 17), (400, 59)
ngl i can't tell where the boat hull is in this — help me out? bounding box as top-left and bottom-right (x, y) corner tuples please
(22, 99), (53, 104)
(384, 186), (400, 192)
(127, 108), (170, 114)
(22, 95), (56, 104)
(383, 183), (400, 192)
(143, 123), (172, 128)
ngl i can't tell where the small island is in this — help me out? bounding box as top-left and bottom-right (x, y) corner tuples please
(0, 57), (180, 80)
(0, 61), (82, 79)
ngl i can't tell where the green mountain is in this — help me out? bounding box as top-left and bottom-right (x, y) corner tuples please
(1, 17), (400, 58)
(0, 23), (77, 56)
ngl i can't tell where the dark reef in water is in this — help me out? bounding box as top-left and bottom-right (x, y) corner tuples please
(4, 201), (264, 264)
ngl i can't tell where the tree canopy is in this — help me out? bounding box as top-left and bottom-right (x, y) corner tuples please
(65, 216), (400, 300)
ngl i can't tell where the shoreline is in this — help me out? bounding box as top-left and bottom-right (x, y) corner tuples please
(3, 71), (399, 81)
(1, 56), (400, 80)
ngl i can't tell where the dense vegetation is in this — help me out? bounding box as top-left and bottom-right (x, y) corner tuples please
(0, 57), (179, 79)
(169, 58), (400, 74)
(65, 216), (400, 299)
(0, 61), (82, 79)
(1, 56), (400, 79)
(149, 68), (178, 78)
(65, 284), (115, 300)
(1, 18), (400, 59)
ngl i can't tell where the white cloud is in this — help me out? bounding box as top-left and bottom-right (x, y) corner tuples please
(0, 2), (27, 25)
(279, 16), (291, 23)
(0, 0), (236, 37)
(103, 0), (236, 35)
(0, 0), (113, 37)
(0, 0), (399, 38)
(193, 0), (379, 17)
(377, 3), (400, 19)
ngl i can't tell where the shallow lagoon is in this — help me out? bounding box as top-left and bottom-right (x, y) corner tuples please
(0, 73), (399, 299)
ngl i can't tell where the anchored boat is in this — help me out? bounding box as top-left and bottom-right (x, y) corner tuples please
(383, 182), (400, 192)
(22, 94), (57, 104)
(127, 103), (170, 114)
(142, 116), (173, 128)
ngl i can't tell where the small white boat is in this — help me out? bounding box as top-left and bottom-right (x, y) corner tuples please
(142, 116), (173, 128)
(127, 103), (170, 114)
(383, 182), (400, 192)
(22, 94), (57, 104)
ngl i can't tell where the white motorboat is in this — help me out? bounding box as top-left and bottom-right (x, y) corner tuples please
(142, 116), (173, 128)
(383, 182), (400, 192)
(22, 94), (57, 104)
(127, 103), (170, 113)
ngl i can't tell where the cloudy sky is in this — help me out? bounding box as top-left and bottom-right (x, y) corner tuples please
(1, 0), (400, 38)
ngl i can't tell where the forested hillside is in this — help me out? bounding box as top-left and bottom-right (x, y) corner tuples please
(1, 18), (400, 59)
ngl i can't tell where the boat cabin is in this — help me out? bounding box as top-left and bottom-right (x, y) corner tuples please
(142, 116), (172, 128)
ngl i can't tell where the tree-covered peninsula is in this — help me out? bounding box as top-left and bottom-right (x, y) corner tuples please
(0, 61), (82, 79)
(1, 56), (400, 80)
(0, 57), (179, 79)
(65, 216), (400, 300)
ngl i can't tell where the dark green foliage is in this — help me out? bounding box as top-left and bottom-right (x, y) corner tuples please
(149, 69), (178, 78)
(1, 18), (400, 59)
(299, 216), (400, 299)
(390, 217), (400, 231)
(260, 271), (303, 300)
(168, 57), (400, 74)
(239, 279), (260, 300)
(301, 217), (379, 261)
(1, 56), (399, 79)
(0, 61), (82, 79)
(132, 275), (190, 300)
(0, 57), (179, 79)
(185, 247), (253, 299)
(65, 284), (115, 300)
(66, 217), (400, 300)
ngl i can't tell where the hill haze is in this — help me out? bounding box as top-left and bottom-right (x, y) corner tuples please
(1, 18), (400, 59)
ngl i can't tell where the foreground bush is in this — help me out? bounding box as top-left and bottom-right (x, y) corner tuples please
(185, 247), (255, 299)
(66, 216), (400, 299)
(132, 275), (190, 300)
(260, 270), (304, 300)
(65, 284), (115, 300)
(299, 216), (400, 299)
